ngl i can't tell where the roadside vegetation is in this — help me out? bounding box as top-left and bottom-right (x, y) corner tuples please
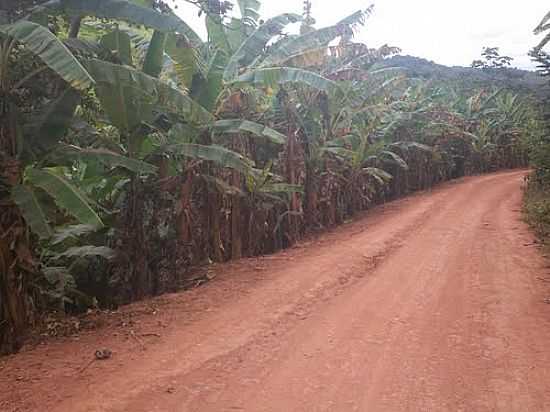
(0, 0), (546, 354)
(524, 10), (550, 248)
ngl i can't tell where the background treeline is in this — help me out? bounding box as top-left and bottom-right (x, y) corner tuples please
(0, 0), (544, 354)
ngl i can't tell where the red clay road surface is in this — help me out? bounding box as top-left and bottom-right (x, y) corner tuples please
(2, 170), (550, 411)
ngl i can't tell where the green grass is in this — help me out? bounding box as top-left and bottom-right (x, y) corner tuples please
(524, 176), (550, 246)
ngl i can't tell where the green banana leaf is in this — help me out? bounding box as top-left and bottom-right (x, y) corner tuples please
(51, 224), (97, 245)
(142, 30), (166, 77)
(234, 67), (340, 94)
(165, 33), (201, 88)
(223, 13), (302, 81)
(0, 20), (94, 90)
(84, 59), (214, 128)
(39, 0), (202, 46)
(166, 143), (253, 174)
(211, 119), (286, 145)
(11, 184), (53, 239)
(206, 15), (232, 56)
(100, 28), (132, 66)
(23, 88), (80, 157)
(237, 0), (261, 26)
(261, 9), (367, 67)
(260, 183), (304, 194)
(26, 167), (104, 228)
(62, 146), (158, 174)
(52, 245), (115, 260)
(380, 150), (409, 170)
(362, 167), (393, 185)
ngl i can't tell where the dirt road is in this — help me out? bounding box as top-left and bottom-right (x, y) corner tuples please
(2, 170), (550, 412)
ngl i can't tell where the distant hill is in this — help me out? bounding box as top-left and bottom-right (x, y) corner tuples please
(375, 55), (549, 97)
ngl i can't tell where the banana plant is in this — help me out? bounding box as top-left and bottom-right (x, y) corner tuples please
(0, 3), (207, 351)
(0, 20), (104, 236)
(0, 18), (97, 354)
(324, 124), (406, 213)
(243, 163), (302, 255)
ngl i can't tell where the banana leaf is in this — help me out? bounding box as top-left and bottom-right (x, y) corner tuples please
(11, 184), (53, 239)
(0, 20), (93, 90)
(26, 167), (104, 228)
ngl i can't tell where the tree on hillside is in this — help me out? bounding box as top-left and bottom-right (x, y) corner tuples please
(471, 47), (514, 69)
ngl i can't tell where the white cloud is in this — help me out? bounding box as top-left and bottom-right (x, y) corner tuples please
(175, 0), (549, 70)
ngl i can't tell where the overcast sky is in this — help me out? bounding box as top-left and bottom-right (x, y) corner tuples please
(175, 0), (548, 70)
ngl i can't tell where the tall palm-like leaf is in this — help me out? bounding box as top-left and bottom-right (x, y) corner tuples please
(210, 119), (286, 145)
(100, 28), (132, 65)
(223, 13), (302, 81)
(164, 33), (202, 88)
(11, 185), (53, 239)
(165, 143), (253, 174)
(535, 10), (550, 34)
(84, 59), (213, 127)
(38, 0), (203, 46)
(142, 30), (166, 78)
(60, 146), (158, 174)
(534, 10), (550, 52)
(237, 0), (262, 27)
(234, 67), (340, 94)
(22, 88), (80, 158)
(261, 9), (371, 67)
(0, 20), (94, 90)
(26, 167), (104, 228)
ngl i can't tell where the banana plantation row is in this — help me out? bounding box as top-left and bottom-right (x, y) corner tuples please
(0, 0), (543, 354)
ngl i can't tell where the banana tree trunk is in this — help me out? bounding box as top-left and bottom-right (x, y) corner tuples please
(231, 170), (242, 260)
(208, 191), (224, 262)
(68, 16), (83, 38)
(178, 171), (193, 244)
(329, 190), (337, 225)
(287, 128), (299, 213)
(0, 106), (35, 354)
(285, 127), (301, 243)
(247, 203), (255, 256)
(304, 163), (319, 227)
(0, 204), (34, 355)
